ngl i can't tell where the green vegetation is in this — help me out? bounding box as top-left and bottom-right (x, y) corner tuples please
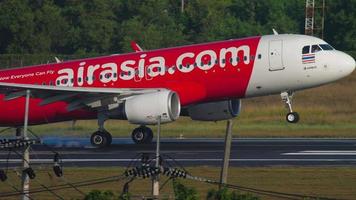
(207, 188), (259, 200)
(1, 167), (355, 199)
(82, 182), (260, 200)
(0, 0), (355, 59)
(84, 190), (117, 200)
(173, 180), (199, 200)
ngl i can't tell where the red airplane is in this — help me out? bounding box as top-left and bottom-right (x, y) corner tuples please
(0, 34), (354, 147)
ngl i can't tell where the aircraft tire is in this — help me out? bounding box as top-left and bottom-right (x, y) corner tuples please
(90, 130), (112, 147)
(131, 126), (153, 144)
(286, 112), (300, 123)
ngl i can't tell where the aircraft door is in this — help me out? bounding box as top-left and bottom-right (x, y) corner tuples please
(268, 40), (285, 71)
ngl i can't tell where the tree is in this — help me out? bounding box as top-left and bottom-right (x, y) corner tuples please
(84, 190), (116, 200)
(30, 0), (69, 53)
(0, 0), (354, 55)
(325, 0), (356, 50)
(59, 0), (116, 54)
(173, 179), (199, 200)
(119, 0), (187, 52)
(207, 188), (260, 200)
(0, 0), (35, 53)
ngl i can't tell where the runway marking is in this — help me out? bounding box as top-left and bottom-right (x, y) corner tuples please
(282, 150), (356, 155)
(2, 158), (356, 163)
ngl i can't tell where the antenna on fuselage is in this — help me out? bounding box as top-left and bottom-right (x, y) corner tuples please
(272, 29), (279, 35)
(54, 57), (62, 63)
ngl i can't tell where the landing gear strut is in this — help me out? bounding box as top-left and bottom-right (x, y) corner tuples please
(281, 91), (299, 123)
(131, 126), (153, 144)
(90, 112), (112, 148)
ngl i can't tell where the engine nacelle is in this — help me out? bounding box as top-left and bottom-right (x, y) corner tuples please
(124, 90), (181, 125)
(187, 99), (241, 121)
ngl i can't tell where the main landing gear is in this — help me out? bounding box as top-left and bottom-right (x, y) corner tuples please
(90, 130), (112, 148)
(90, 112), (112, 148)
(131, 126), (153, 144)
(281, 91), (299, 123)
(90, 110), (154, 147)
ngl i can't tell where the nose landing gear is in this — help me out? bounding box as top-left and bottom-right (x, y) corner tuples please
(281, 91), (299, 123)
(131, 126), (153, 144)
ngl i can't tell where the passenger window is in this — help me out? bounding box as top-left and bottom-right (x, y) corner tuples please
(311, 45), (322, 53)
(258, 54), (262, 59)
(302, 46), (310, 54)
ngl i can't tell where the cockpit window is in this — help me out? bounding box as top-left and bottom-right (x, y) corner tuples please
(319, 44), (334, 50)
(302, 46), (310, 54)
(311, 45), (322, 53)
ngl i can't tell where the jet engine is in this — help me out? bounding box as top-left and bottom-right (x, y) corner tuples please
(123, 90), (181, 125)
(187, 99), (241, 121)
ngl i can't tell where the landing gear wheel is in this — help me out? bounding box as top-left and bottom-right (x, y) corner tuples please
(286, 112), (299, 123)
(90, 130), (112, 148)
(281, 91), (300, 123)
(131, 126), (153, 144)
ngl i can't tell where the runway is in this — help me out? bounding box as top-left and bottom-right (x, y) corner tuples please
(1, 137), (356, 167)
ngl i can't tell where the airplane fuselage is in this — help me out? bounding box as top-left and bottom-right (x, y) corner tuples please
(0, 34), (354, 126)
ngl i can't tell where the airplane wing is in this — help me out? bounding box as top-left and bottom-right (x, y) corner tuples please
(0, 82), (164, 111)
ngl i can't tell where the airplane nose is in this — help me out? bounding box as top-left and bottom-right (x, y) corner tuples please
(344, 53), (356, 75)
(337, 52), (356, 77)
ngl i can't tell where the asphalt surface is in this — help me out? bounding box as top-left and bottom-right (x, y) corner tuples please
(1, 137), (356, 167)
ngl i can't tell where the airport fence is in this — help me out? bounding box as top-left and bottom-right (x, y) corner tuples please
(0, 53), (101, 69)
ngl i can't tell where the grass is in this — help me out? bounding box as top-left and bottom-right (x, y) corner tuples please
(1, 72), (356, 138)
(0, 167), (355, 200)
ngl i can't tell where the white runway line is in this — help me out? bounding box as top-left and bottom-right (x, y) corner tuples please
(2, 158), (356, 163)
(282, 150), (356, 155)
